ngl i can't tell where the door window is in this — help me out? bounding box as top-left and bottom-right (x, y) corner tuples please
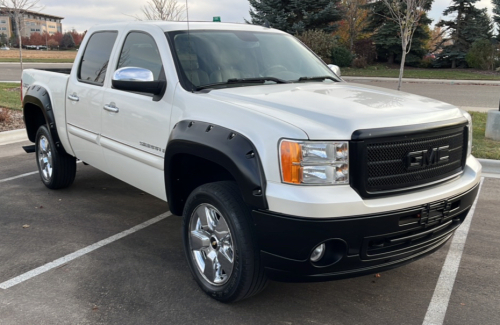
(117, 32), (163, 81)
(78, 31), (118, 85)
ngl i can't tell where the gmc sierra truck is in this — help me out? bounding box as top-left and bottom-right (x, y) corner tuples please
(21, 22), (481, 302)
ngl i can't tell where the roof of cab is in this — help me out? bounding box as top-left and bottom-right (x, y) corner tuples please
(88, 21), (287, 34)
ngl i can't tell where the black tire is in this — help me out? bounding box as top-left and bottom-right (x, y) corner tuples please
(182, 181), (268, 303)
(35, 125), (76, 189)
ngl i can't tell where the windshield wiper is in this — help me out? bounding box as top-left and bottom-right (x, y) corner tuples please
(296, 76), (338, 83)
(195, 77), (289, 91)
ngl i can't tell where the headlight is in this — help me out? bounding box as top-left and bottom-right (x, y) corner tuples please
(280, 140), (349, 185)
(463, 111), (473, 157)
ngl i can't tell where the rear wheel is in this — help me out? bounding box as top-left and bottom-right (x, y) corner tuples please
(182, 181), (268, 302)
(35, 125), (76, 189)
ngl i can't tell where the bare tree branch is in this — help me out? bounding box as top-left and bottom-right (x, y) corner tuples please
(128, 0), (186, 21)
(0, 0), (44, 70)
(380, 0), (427, 90)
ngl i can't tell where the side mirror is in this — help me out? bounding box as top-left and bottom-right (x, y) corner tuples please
(112, 67), (166, 95)
(328, 64), (341, 78)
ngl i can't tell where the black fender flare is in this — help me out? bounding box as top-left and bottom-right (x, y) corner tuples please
(164, 120), (268, 215)
(23, 85), (68, 154)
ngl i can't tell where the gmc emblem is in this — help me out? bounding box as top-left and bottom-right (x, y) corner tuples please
(405, 146), (450, 170)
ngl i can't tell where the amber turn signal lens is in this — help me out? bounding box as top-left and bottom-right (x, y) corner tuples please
(280, 141), (302, 184)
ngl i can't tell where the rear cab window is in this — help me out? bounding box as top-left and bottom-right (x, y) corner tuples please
(78, 31), (118, 86)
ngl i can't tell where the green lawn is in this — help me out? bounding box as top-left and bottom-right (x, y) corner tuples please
(0, 83), (22, 110)
(470, 112), (500, 160)
(341, 65), (500, 80)
(0, 58), (74, 63)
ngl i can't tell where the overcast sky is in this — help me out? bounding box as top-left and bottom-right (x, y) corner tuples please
(37, 0), (495, 33)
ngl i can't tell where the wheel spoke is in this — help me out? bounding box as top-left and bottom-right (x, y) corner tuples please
(205, 207), (217, 231)
(217, 249), (233, 274)
(190, 230), (211, 250)
(214, 215), (229, 237)
(203, 250), (217, 282)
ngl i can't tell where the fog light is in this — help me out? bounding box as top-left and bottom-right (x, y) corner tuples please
(310, 243), (326, 262)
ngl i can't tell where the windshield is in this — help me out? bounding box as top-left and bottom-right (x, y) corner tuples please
(166, 30), (340, 91)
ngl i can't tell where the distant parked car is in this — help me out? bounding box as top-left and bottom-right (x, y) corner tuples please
(0, 46), (10, 50)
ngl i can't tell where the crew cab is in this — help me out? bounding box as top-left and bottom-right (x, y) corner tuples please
(21, 22), (481, 302)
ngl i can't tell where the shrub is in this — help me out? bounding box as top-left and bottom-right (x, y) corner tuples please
(352, 57), (367, 69)
(419, 56), (434, 68)
(466, 39), (496, 70)
(354, 39), (376, 64)
(0, 107), (11, 123)
(330, 46), (353, 67)
(296, 30), (337, 64)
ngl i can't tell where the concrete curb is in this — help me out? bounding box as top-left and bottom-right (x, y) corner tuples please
(0, 129), (28, 146)
(343, 76), (500, 86)
(478, 158), (500, 175)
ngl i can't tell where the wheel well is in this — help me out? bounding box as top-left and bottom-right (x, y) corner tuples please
(24, 103), (46, 142)
(168, 153), (236, 215)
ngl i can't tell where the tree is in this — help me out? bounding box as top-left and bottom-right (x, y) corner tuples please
(340, 0), (370, 51)
(248, 0), (343, 34)
(60, 32), (75, 49)
(29, 31), (44, 45)
(47, 38), (58, 50)
(465, 39), (496, 70)
(436, 0), (493, 68)
(69, 29), (83, 46)
(0, 32), (7, 46)
(364, 1), (431, 66)
(132, 0), (185, 21)
(0, 0), (43, 70)
(493, 0), (500, 39)
(378, 0), (429, 90)
(427, 25), (444, 53)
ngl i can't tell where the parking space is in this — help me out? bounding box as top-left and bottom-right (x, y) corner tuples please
(1, 140), (499, 324)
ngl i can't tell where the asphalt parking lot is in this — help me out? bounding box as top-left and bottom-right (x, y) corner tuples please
(1, 140), (499, 325)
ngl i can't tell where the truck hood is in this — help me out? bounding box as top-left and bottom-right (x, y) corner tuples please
(207, 82), (465, 139)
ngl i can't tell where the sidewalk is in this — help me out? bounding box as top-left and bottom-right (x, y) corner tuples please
(343, 76), (500, 86)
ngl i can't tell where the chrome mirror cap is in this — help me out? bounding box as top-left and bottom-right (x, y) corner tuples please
(328, 64), (341, 78)
(112, 67), (154, 82)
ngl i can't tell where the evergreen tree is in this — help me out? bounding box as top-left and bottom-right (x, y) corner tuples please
(493, 0), (500, 38)
(436, 0), (493, 68)
(60, 32), (75, 49)
(364, 1), (432, 65)
(0, 33), (7, 46)
(248, 0), (343, 34)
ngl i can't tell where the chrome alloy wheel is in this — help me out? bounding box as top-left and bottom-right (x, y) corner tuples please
(189, 204), (235, 286)
(38, 135), (53, 181)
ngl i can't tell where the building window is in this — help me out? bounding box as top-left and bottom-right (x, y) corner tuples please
(0, 20), (6, 23)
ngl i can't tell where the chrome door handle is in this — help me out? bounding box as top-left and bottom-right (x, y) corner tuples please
(103, 103), (119, 113)
(68, 94), (79, 102)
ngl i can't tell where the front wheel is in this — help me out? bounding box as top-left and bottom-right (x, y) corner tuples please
(182, 181), (268, 302)
(35, 125), (76, 189)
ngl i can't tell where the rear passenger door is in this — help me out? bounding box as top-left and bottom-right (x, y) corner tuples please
(66, 31), (118, 170)
(100, 28), (175, 200)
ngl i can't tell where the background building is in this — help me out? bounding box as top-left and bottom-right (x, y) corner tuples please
(0, 8), (63, 40)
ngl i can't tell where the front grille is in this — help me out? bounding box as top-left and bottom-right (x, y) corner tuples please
(350, 120), (468, 198)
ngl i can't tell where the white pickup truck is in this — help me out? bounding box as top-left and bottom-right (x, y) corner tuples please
(21, 22), (481, 302)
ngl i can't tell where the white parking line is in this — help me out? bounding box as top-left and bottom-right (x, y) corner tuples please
(422, 177), (484, 325)
(0, 211), (172, 290)
(0, 171), (39, 183)
(0, 162), (84, 184)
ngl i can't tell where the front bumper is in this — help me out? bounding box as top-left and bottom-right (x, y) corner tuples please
(253, 183), (480, 282)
